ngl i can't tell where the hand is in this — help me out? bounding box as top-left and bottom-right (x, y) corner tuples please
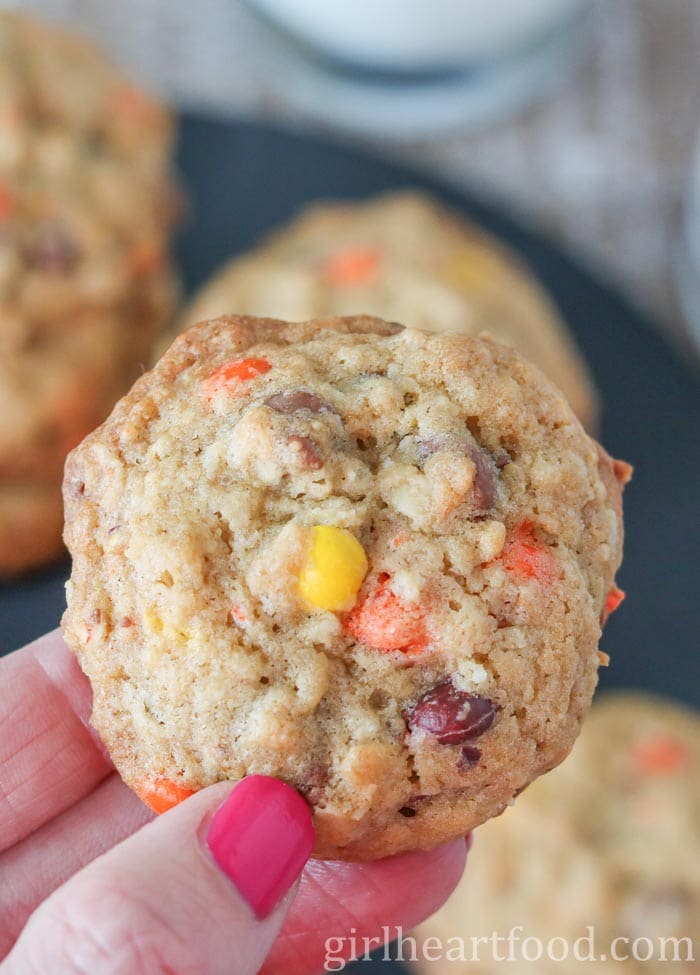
(0, 630), (467, 974)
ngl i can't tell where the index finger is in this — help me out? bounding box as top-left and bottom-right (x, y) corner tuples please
(262, 839), (469, 975)
(0, 630), (112, 853)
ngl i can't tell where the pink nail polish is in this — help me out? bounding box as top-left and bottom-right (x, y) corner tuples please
(206, 775), (314, 919)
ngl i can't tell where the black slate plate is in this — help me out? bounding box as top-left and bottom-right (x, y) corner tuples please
(2, 116), (699, 709)
(1, 114), (698, 974)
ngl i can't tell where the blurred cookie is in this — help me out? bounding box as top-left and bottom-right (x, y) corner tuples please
(0, 12), (178, 575)
(0, 480), (65, 576)
(1, 315), (134, 483)
(63, 314), (625, 860)
(415, 693), (699, 974)
(180, 192), (597, 429)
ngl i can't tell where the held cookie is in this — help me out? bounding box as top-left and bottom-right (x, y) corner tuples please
(414, 694), (699, 975)
(62, 315), (627, 860)
(179, 192), (598, 429)
(0, 12), (178, 575)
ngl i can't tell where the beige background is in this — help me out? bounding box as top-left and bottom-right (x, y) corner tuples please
(15, 0), (700, 355)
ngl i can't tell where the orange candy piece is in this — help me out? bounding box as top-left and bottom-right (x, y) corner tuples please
(108, 84), (159, 125)
(129, 239), (163, 276)
(135, 777), (196, 814)
(613, 459), (633, 486)
(501, 522), (557, 584)
(203, 357), (272, 402)
(634, 737), (688, 776)
(345, 576), (429, 653)
(601, 585), (626, 626)
(605, 586), (626, 615)
(323, 247), (381, 285)
(0, 183), (14, 222)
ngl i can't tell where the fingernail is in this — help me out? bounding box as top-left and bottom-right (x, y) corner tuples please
(206, 775), (314, 919)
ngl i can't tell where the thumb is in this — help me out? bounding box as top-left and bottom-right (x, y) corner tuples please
(2, 776), (314, 975)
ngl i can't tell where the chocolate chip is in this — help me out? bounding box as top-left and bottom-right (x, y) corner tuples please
(405, 793), (431, 806)
(458, 744), (482, 768)
(265, 390), (332, 414)
(398, 806), (417, 818)
(24, 224), (79, 273)
(493, 449), (511, 470)
(417, 434), (497, 515)
(405, 679), (495, 745)
(384, 321), (404, 335)
(469, 446), (496, 513)
(299, 765), (328, 805)
(287, 435), (323, 470)
(416, 433), (456, 463)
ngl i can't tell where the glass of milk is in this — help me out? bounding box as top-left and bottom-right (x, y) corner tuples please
(678, 131), (700, 354)
(246, 0), (592, 136)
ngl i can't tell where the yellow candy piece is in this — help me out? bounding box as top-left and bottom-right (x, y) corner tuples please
(444, 244), (500, 290)
(143, 608), (163, 634)
(299, 525), (368, 612)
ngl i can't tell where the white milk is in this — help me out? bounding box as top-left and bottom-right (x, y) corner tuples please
(249, 0), (587, 71)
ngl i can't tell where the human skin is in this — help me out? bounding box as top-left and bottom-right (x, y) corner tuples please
(0, 629), (468, 974)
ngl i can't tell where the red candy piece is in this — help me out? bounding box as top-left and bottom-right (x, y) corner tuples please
(323, 247), (381, 285)
(500, 522), (557, 584)
(135, 777), (196, 814)
(405, 680), (496, 745)
(203, 357), (272, 402)
(634, 737), (688, 776)
(345, 575), (428, 653)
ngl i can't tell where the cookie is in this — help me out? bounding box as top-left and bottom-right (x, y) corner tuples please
(62, 314), (626, 860)
(0, 12), (178, 575)
(1, 315), (135, 483)
(0, 480), (65, 577)
(415, 693), (699, 974)
(179, 192), (597, 429)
